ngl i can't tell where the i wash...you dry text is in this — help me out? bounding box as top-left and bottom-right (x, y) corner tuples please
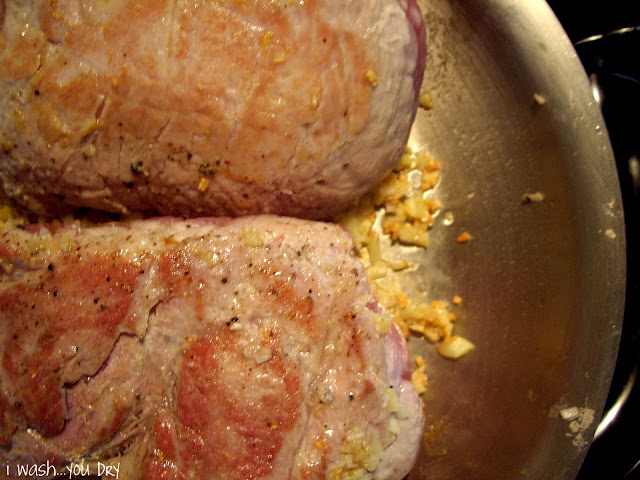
(5, 460), (120, 478)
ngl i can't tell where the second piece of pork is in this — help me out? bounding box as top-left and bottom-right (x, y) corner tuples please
(0, 215), (423, 480)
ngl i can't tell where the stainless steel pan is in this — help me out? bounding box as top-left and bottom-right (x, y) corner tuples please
(407, 0), (626, 478)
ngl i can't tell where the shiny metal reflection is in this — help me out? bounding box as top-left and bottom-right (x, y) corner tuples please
(590, 73), (604, 107)
(594, 366), (637, 439)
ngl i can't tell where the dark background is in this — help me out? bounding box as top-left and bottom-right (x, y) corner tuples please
(545, 1), (640, 479)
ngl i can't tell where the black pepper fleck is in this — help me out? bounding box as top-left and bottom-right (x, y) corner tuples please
(130, 161), (146, 175)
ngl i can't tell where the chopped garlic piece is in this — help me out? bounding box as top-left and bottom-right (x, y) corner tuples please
(364, 68), (378, 87)
(243, 344), (272, 364)
(533, 93), (547, 105)
(328, 426), (384, 479)
(521, 191), (545, 204)
(260, 31), (274, 51)
(273, 52), (287, 63)
(197, 177), (210, 192)
(242, 227), (264, 248)
(419, 92), (434, 110)
(436, 336), (475, 359)
(411, 359), (427, 395)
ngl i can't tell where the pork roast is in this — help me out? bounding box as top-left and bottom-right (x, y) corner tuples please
(0, 216), (423, 479)
(0, 0), (426, 219)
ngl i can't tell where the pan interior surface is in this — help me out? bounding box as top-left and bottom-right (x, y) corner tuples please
(407, 0), (626, 478)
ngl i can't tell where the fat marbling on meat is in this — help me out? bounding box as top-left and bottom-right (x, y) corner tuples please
(0, 216), (423, 479)
(0, 0), (426, 219)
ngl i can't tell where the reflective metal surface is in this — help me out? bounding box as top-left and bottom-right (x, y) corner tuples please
(406, 0), (626, 478)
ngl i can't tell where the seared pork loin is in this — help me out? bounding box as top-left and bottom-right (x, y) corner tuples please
(0, 0), (426, 219)
(0, 216), (423, 479)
